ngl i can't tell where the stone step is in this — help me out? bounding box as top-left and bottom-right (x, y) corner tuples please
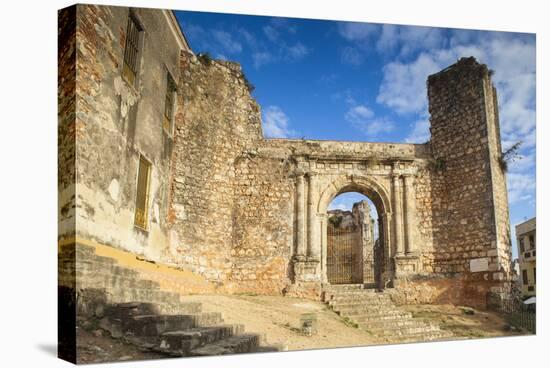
(328, 300), (396, 310)
(75, 273), (160, 291)
(106, 302), (202, 319)
(359, 318), (430, 331)
(323, 284), (372, 291)
(326, 294), (390, 303)
(189, 334), (261, 356)
(102, 288), (183, 306)
(386, 330), (454, 343)
(122, 312), (224, 337)
(71, 261), (140, 278)
(327, 291), (391, 299)
(159, 324), (244, 356)
(366, 323), (440, 337)
(58, 244), (96, 258)
(332, 303), (402, 313)
(347, 311), (413, 322)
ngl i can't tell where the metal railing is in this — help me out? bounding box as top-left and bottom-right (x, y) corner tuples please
(500, 298), (536, 334)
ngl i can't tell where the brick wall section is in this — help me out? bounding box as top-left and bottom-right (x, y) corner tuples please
(168, 53), (263, 284)
(58, 5), (77, 240)
(58, 6), (78, 362)
(71, 5), (182, 260)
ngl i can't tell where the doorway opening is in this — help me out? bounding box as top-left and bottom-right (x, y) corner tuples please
(326, 192), (380, 286)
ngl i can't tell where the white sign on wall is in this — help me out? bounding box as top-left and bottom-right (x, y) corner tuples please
(470, 257), (489, 272)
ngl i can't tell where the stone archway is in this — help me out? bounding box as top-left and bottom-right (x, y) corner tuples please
(317, 175), (393, 289)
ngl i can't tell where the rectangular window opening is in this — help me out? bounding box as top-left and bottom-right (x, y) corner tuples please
(134, 155), (151, 230)
(163, 72), (177, 134)
(522, 269), (529, 285)
(122, 11), (143, 87)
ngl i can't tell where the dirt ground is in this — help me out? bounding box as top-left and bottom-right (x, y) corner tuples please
(401, 304), (526, 339)
(75, 295), (526, 363)
(185, 294), (379, 351)
(183, 294), (523, 351)
(76, 326), (166, 364)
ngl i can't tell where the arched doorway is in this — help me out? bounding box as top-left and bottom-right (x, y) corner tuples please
(317, 176), (392, 289)
(327, 192), (379, 285)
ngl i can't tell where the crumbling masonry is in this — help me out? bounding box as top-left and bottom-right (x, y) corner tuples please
(59, 4), (513, 326)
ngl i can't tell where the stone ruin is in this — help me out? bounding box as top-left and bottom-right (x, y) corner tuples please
(59, 4), (514, 320)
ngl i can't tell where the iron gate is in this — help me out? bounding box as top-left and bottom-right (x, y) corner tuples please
(327, 226), (363, 284)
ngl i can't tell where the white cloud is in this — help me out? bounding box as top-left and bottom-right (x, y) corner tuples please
(286, 43), (309, 60)
(374, 32), (535, 161)
(262, 106), (298, 138)
(508, 150), (536, 173)
(211, 30), (242, 54)
(344, 105), (394, 136)
(340, 46), (364, 65)
(507, 173), (536, 204)
(376, 53), (442, 114)
(345, 105), (374, 121)
(263, 25), (279, 42)
(337, 22), (379, 41)
(405, 119), (431, 143)
(376, 25), (446, 57)
(252, 51), (273, 68)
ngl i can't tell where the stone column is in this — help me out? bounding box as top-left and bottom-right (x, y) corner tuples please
(295, 172), (306, 259)
(392, 174), (404, 256)
(307, 173), (320, 261)
(320, 214), (328, 283)
(403, 174), (415, 255)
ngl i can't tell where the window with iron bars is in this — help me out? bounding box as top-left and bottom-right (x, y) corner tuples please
(163, 72), (177, 134)
(122, 12), (143, 86)
(134, 155), (151, 230)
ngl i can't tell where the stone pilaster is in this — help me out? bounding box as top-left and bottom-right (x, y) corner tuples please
(295, 172), (306, 260)
(392, 174), (404, 256)
(403, 174), (415, 255)
(307, 173), (320, 261)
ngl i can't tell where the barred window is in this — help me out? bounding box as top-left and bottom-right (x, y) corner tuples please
(519, 238), (525, 253)
(522, 269), (529, 285)
(134, 155), (151, 230)
(122, 12), (143, 86)
(163, 72), (177, 134)
(529, 234), (535, 248)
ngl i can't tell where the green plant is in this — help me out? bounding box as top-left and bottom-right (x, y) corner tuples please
(197, 52), (213, 66)
(431, 157), (446, 172)
(328, 216), (343, 228)
(500, 141), (522, 172)
(242, 74), (255, 93)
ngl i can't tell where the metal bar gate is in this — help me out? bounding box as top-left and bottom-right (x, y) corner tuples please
(327, 226), (363, 284)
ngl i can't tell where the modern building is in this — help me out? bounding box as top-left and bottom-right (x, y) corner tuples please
(516, 217), (536, 297)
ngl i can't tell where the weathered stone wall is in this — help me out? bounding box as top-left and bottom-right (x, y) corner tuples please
(428, 57), (513, 304)
(58, 5), (77, 241)
(70, 5), (184, 262)
(168, 53), (263, 285)
(59, 6), (513, 309)
(230, 152), (295, 293)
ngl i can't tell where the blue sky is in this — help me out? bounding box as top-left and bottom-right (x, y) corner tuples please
(175, 11), (536, 258)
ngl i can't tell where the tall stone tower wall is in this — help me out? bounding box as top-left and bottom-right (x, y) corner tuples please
(427, 57), (513, 306)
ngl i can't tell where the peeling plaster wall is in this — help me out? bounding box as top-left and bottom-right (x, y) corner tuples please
(72, 4), (183, 261)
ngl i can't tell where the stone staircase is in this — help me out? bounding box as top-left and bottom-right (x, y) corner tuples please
(322, 284), (453, 343)
(59, 243), (278, 360)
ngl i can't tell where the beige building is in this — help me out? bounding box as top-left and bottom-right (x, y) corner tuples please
(516, 217), (536, 297)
